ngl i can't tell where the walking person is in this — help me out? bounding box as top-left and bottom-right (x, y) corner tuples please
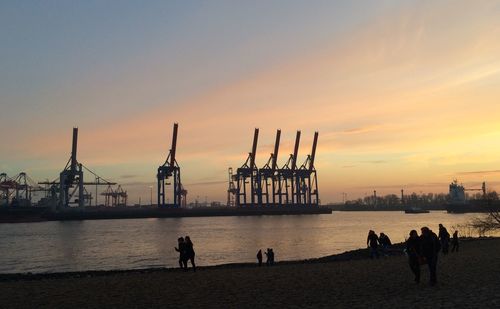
(174, 237), (187, 270)
(406, 230), (422, 283)
(438, 224), (450, 255)
(367, 230), (380, 259)
(257, 249), (263, 266)
(420, 227), (440, 286)
(451, 230), (459, 252)
(185, 236), (196, 272)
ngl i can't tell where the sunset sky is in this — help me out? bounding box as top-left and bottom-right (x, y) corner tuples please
(1, 0), (500, 204)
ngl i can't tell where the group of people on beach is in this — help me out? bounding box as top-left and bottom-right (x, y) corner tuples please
(256, 248), (275, 266)
(366, 230), (392, 258)
(174, 236), (196, 272)
(405, 224), (459, 286)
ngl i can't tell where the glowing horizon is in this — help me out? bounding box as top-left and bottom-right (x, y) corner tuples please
(1, 1), (500, 204)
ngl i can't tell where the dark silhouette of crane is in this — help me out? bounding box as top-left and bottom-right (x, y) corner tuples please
(157, 123), (184, 208)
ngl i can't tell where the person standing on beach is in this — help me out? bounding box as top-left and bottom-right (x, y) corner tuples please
(420, 227), (440, 285)
(406, 230), (422, 283)
(257, 249), (263, 266)
(185, 236), (196, 272)
(438, 224), (450, 255)
(174, 237), (187, 270)
(367, 230), (380, 259)
(265, 248), (274, 266)
(451, 230), (459, 252)
(379, 232), (392, 256)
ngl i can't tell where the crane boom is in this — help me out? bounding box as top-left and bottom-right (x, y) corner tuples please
(250, 128), (259, 168)
(169, 123), (178, 168)
(271, 129), (281, 171)
(71, 128), (78, 172)
(291, 130), (301, 170)
(309, 131), (318, 171)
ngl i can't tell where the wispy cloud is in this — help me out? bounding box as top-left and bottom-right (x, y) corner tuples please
(455, 170), (500, 176)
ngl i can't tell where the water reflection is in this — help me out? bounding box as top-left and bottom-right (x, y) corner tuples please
(0, 212), (492, 273)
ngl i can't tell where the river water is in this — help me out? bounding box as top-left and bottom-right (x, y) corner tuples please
(0, 211), (489, 274)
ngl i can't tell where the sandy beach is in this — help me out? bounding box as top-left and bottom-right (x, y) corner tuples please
(1, 238), (499, 308)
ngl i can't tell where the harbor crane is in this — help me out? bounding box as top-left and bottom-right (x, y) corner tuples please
(296, 131), (319, 205)
(157, 123), (184, 208)
(234, 128), (261, 206)
(38, 128), (116, 209)
(229, 128), (320, 207)
(259, 129), (281, 205)
(278, 131), (301, 205)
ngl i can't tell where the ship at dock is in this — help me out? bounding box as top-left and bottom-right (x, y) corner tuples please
(446, 180), (499, 213)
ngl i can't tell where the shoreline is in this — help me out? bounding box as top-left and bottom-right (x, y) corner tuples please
(1, 237), (499, 308)
(0, 206), (332, 224)
(1, 236), (495, 281)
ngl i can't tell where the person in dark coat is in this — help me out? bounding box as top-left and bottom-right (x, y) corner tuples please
(174, 237), (187, 270)
(406, 230), (422, 283)
(367, 230), (379, 259)
(379, 232), (392, 256)
(438, 224), (450, 255)
(265, 248), (275, 266)
(420, 227), (440, 285)
(257, 249), (263, 266)
(451, 230), (459, 252)
(185, 236), (196, 272)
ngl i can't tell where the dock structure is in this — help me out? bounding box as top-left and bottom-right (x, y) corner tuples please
(101, 185), (128, 207)
(0, 172), (44, 207)
(228, 129), (319, 207)
(157, 123), (187, 208)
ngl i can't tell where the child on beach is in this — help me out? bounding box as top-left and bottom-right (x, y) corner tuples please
(451, 231), (459, 252)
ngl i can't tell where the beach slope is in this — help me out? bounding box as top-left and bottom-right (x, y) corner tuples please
(1, 238), (499, 308)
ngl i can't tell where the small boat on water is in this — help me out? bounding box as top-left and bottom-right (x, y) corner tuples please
(404, 207), (430, 214)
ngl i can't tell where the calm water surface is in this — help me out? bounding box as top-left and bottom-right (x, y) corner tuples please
(0, 211), (488, 273)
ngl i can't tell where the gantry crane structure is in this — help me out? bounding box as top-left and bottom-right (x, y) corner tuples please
(232, 128), (261, 206)
(0, 172), (44, 207)
(278, 131), (301, 205)
(101, 185), (128, 207)
(228, 129), (319, 207)
(259, 129), (281, 205)
(38, 128), (117, 209)
(296, 131), (319, 205)
(157, 123), (186, 208)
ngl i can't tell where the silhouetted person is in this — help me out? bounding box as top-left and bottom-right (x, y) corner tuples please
(406, 230), (422, 283)
(367, 230), (379, 259)
(174, 237), (187, 270)
(420, 227), (440, 285)
(451, 230), (459, 252)
(265, 248), (275, 266)
(185, 236), (196, 272)
(257, 249), (263, 266)
(379, 232), (392, 256)
(438, 224), (450, 255)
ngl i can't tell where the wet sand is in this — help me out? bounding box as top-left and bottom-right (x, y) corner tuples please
(1, 238), (499, 308)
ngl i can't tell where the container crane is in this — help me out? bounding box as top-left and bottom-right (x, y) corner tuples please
(157, 123), (183, 208)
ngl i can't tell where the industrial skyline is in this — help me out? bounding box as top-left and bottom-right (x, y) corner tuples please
(2, 1), (500, 203)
